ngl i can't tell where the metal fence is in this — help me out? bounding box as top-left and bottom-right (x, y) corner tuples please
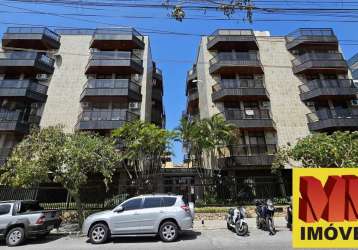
(0, 179), (291, 210)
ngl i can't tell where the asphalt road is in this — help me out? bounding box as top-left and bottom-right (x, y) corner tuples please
(0, 218), (294, 250)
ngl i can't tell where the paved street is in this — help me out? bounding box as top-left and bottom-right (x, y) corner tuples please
(0, 218), (294, 250)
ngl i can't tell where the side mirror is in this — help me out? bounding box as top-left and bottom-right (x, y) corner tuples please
(114, 206), (124, 213)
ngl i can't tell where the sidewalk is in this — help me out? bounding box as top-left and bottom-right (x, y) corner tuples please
(194, 217), (288, 231)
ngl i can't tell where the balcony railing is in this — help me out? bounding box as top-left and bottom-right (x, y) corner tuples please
(209, 52), (262, 74)
(208, 29), (255, 41)
(222, 108), (275, 129)
(223, 108), (271, 120)
(90, 28), (144, 50)
(207, 29), (257, 50)
(226, 144), (277, 156)
(0, 52), (55, 74)
(3, 27), (61, 50)
(292, 52), (348, 74)
(83, 79), (140, 93)
(0, 110), (39, 133)
(6, 27), (61, 42)
(188, 89), (199, 102)
(307, 108), (358, 131)
(76, 109), (139, 130)
(85, 51), (143, 74)
(0, 79), (48, 95)
(212, 79), (268, 101)
(78, 109), (139, 122)
(218, 144), (277, 168)
(80, 79), (141, 101)
(286, 28), (335, 42)
(299, 79), (357, 101)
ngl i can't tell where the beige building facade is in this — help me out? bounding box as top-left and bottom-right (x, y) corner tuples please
(0, 27), (165, 164)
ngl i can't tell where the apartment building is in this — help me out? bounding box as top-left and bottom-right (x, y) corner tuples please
(0, 26), (165, 165)
(185, 28), (358, 189)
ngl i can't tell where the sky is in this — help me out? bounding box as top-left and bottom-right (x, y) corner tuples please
(1, 0), (357, 163)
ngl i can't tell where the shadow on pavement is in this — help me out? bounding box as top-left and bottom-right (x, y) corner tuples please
(0, 234), (64, 246)
(87, 231), (201, 244)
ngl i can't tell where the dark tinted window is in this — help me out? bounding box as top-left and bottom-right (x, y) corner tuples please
(122, 198), (142, 211)
(143, 197), (162, 209)
(0, 204), (11, 215)
(162, 197), (177, 207)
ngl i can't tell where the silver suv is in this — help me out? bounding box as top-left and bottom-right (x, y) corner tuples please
(82, 195), (194, 244)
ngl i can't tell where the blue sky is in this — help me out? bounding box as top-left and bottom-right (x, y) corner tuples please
(1, 1), (357, 163)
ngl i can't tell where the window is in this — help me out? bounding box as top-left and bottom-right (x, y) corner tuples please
(122, 198), (142, 211)
(143, 197), (162, 209)
(0, 204), (11, 215)
(162, 197), (177, 207)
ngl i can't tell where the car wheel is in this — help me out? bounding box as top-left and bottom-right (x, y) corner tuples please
(89, 223), (109, 244)
(6, 227), (25, 247)
(159, 221), (178, 242)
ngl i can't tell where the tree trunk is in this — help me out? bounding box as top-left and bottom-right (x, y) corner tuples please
(72, 192), (84, 227)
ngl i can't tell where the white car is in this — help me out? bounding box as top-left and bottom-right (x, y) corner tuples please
(82, 194), (194, 244)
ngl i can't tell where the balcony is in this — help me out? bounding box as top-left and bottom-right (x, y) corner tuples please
(152, 88), (163, 102)
(85, 51), (143, 74)
(209, 52), (263, 75)
(153, 67), (163, 82)
(2, 27), (61, 50)
(307, 109), (358, 131)
(218, 144), (277, 169)
(212, 79), (269, 102)
(188, 90), (199, 103)
(0, 52), (55, 74)
(292, 52), (348, 74)
(0, 79), (48, 102)
(90, 28), (144, 50)
(222, 109), (275, 129)
(286, 28), (338, 51)
(0, 110), (40, 134)
(299, 79), (358, 101)
(207, 29), (258, 50)
(151, 107), (164, 127)
(80, 79), (141, 102)
(0, 147), (12, 165)
(75, 109), (139, 131)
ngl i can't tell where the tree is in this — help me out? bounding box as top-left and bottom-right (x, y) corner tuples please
(272, 131), (358, 172)
(112, 121), (177, 188)
(176, 115), (236, 180)
(0, 125), (120, 225)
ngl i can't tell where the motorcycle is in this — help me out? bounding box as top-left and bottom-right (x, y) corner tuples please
(256, 199), (276, 235)
(226, 207), (249, 236)
(286, 203), (292, 231)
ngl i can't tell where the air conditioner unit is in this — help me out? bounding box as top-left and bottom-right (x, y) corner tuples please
(351, 99), (358, 106)
(262, 101), (270, 108)
(129, 102), (139, 109)
(36, 74), (49, 81)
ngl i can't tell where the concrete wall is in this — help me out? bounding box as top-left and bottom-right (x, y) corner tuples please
(40, 34), (91, 133)
(256, 36), (311, 146)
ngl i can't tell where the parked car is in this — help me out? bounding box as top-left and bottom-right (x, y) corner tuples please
(0, 200), (62, 246)
(82, 194), (194, 244)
